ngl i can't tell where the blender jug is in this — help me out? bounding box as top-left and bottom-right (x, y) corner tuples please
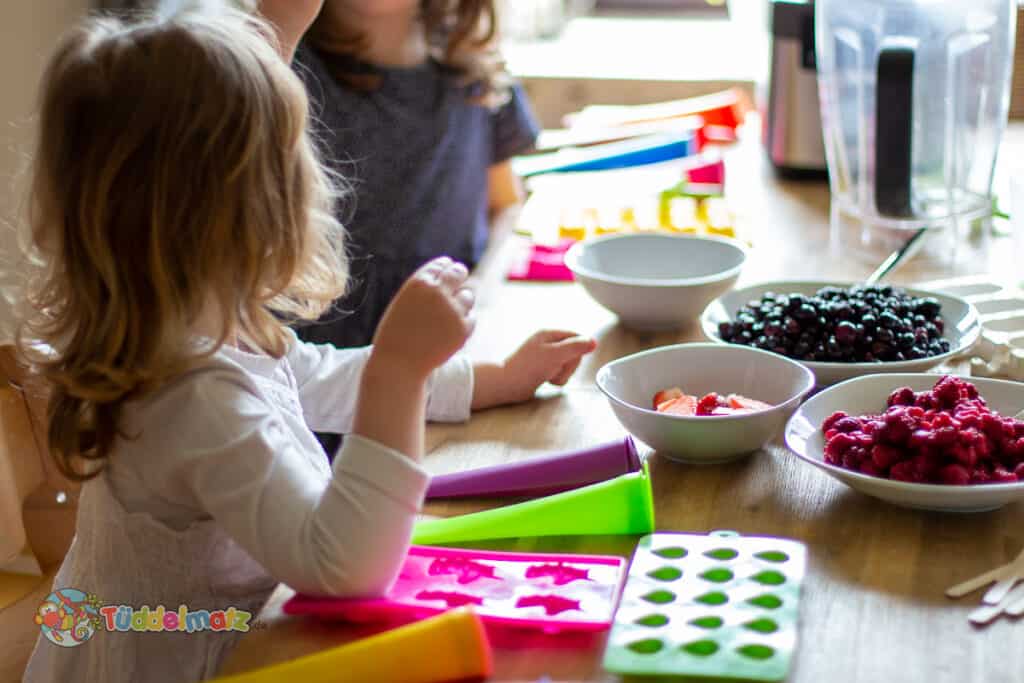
(816, 0), (1017, 260)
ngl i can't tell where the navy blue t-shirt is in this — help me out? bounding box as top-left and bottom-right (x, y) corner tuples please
(293, 44), (540, 348)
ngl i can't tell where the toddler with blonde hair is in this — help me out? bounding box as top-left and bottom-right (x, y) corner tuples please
(21, 7), (593, 682)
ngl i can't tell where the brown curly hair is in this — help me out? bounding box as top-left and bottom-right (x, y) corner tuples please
(308, 0), (511, 107)
(19, 8), (348, 480)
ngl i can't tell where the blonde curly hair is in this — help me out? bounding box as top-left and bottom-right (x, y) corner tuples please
(19, 7), (348, 480)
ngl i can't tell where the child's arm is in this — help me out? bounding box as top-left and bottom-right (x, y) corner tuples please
(471, 331), (597, 410)
(257, 0), (322, 61)
(290, 327), (596, 430)
(487, 160), (525, 216)
(287, 343), (473, 434)
(132, 259), (474, 597)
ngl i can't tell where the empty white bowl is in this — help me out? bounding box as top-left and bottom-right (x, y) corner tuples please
(701, 280), (981, 386)
(785, 374), (1024, 512)
(596, 343), (815, 463)
(565, 233), (747, 331)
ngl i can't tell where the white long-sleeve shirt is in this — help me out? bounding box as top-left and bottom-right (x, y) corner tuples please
(24, 333), (473, 683)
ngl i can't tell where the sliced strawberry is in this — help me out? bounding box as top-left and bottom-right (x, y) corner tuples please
(696, 393), (721, 416)
(727, 394), (773, 412)
(657, 395), (697, 416)
(653, 387), (684, 410)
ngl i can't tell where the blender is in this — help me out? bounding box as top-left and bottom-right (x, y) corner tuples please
(815, 0), (1017, 264)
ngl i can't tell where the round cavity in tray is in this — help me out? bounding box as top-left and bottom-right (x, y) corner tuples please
(737, 644), (775, 660)
(747, 594), (783, 609)
(976, 298), (1024, 315)
(635, 613), (670, 627)
(689, 615), (724, 630)
(704, 548), (738, 560)
(641, 589), (677, 605)
(652, 546), (688, 559)
(752, 570), (786, 586)
(700, 568), (734, 583)
(744, 618), (779, 634)
(627, 638), (664, 655)
(695, 591), (729, 606)
(681, 639), (720, 657)
(755, 550), (789, 563)
(647, 566), (683, 582)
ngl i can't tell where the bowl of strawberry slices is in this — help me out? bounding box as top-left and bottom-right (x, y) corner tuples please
(596, 343), (815, 462)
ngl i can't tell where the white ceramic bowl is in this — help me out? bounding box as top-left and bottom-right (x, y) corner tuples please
(701, 280), (981, 386)
(785, 374), (1024, 512)
(565, 233), (747, 331)
(596, 343), (815, 463)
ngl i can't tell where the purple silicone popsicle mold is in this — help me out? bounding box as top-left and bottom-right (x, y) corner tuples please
(426, 436), (642, 499)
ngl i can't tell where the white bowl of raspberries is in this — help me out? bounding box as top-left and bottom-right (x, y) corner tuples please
(785, 374), (1024, 512)
(702, 281), (981, 386)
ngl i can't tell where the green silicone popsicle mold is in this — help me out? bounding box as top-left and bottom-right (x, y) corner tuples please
(603, 531), (807, 682)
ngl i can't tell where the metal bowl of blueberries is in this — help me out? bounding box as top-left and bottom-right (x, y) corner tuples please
(700, 281), (982, 386)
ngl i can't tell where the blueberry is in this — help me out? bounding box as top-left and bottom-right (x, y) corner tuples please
(784, 317), (801, 335)
(898, 333), (915, 349)
(835, 321), (859, 346)
(786, 294), (807, 312)
(876, 327), (894, 342)
(915, 298), (941, 318)
(879, 312), (901, 329)
(794, 304), (817, 321)
(862, 314), (877, 329)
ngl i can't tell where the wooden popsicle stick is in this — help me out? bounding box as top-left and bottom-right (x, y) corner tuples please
(1005, 593), (1024, 617)
(982, 576), (1021, 605)
(948, 547), (1024, 599)
(968, 580), (1024, 626)
(946, 566), (1011, 598)
(969, 603), (1005, 626)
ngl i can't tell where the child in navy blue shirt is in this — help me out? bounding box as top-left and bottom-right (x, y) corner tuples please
(264, 0), (539, 349)
(260, 1), (592, 456)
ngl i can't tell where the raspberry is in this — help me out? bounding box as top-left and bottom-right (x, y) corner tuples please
(890, 461), (919, 482)
(940, 464), (970, 485)
(888, 387), (916, 407)
(992, 467), (1018, 483)
(871, 444), (903, 470)
(950, 443), (977, 468)
(1015, 463), (1024, 479)
(822, 411), (850, 432)
(860, 461), (882, 477)
(832, 417), (862, 433)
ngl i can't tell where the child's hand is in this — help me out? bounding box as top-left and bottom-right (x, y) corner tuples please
(472, 331), (597, 410)
(371, 257), (476, 381)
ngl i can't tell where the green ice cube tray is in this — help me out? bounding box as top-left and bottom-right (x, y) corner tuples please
(603, 531), (807, 681)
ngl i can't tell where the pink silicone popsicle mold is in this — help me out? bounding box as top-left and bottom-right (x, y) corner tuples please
(283, 546), (627, 633)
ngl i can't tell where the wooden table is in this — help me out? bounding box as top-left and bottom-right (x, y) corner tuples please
(221, 125), (1024, 682)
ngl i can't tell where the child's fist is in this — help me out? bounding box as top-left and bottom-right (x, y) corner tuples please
(371, 257), (475, 379)
(473, 330), (597, 409)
